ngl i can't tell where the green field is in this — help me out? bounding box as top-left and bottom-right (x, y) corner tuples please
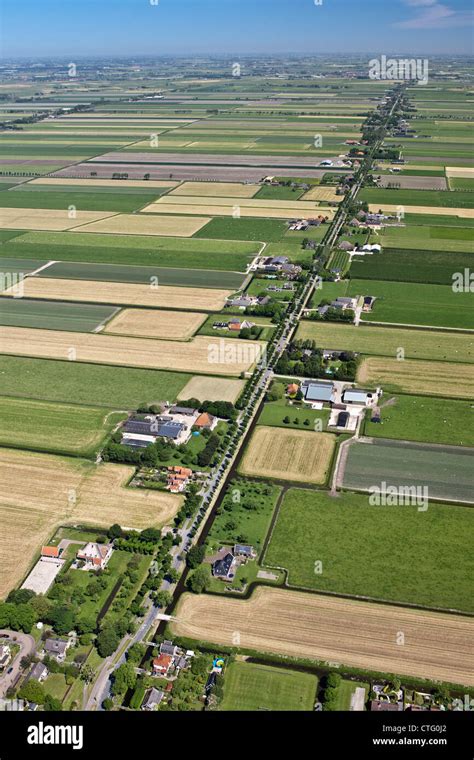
(296, 321), (474, 363)
(265, 488), (474, 610)
(0, 296), (118, 332)
(0, 189), (160, 212)
(3, 230), (257, 272)
(195, 217), (287, 242)
(360, 187), (474, 208)
(220, 661), (317, 711)
(449, 177), (474, 191)
(0, 355), (191, 408)
(381, 224), (474, 253)
(350, 248), (473, 285)
(0, 397), (125, 456)
(258, 398), (330, 431)
(364, 394), (474, 447)
(347, 279), (473, 330)
(343, 438), (474, 504)
(255, 185), (304, 200)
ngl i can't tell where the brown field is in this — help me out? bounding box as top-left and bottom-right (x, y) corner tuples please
(73, 213), (211, 236)
(103, 308), (207, 339)
(357, 357), (474, 399)
(0, 448), (182, 599)
(5, 278), (231, 311)
(446, 167), (474, 178)
(28, 178), (178, 188)
(239, 426), (335, 484)
(156, 195), (325, 211)
(169, 181), (260, 197)
(0, 326), (264, 376)
(171, 588), (474, 686)
(368, 204), (474, 219)
(0, 207), (115, 231)
(300, 186), (341, 202)
(143, 200), (334, 221)
(177, 375), (244, 404)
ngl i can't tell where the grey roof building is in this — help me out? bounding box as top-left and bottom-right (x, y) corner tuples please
(304, 382), (334, 403)
(142, 688), (164, 711)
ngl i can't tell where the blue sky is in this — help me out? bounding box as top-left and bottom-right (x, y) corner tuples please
(1, 0), (473, 58)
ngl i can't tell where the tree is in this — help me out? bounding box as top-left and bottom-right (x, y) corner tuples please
(49, 606), (75, 636)
(283, 416), (290, 424)
(102, 697), (114, 711)
(44, 694), (63, 711)
(112, 662), (136, 696)
(80, 665), (95, 684)
(19, 680), (46, 705)
(108, 523), (123, 540)
(154, 590), (172, 608)
(96, 627), (120, 658)
(126, 643), (146, 665)
(186, 545), (205, 569)
(187, 565), (210, 594)
(6, 589), (35, 605)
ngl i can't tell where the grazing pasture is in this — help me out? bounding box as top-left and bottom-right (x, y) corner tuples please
(103, 308), (206, 340)
(357, 357), (474, 399)
(0, 326), (264, 376)
(239, 426), (335, 484)
(0, 355), (191, 408)
(0, 397), (125, 456)
(266, 488), (473, 611)
(343, 437), (474, 504)
(5, 277), (232, 311)
(220, 661), (317, 711)
(0, 448), (182, 598)
(171, 588), (474, 686)
(297, 321), (474, 363)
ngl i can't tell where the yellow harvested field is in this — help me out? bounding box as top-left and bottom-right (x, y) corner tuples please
(357, 357), (474, 399)
(300, 186), (341, 202)
(239, 426), (335, 484)
(169, 181), (260, 198)
(177, 375), (244, 404)
(28, 177), (178, 188)
(368, 203), (474, 219)
(0, 207), (115, 231)
(157, 195), (325, 211)
(143, 201), (334, 221)
(171, 588), (474, 686)
(73, 213), (211, 236)
(0, 326), (265, 376)
(446, 167), (474, 178)
(103, 308), (207, 340)
(6, 278), (231, 311)
(0, 448), (182, 599)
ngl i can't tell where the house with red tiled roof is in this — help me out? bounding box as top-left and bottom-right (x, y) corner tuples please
(194, 412), (216, 430)
(152, 654), (173, 676)
(76, 542), (113, 571)
(41, 546), (60, 559)
(166, 466), (193, 493)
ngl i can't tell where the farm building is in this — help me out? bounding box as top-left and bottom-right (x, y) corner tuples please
(234, 544), (256, 558)
(342, 389), (373, 406)
(303, 381), (335, 404)
(336, 411), (350, 428)
(41, 546), (60, 559)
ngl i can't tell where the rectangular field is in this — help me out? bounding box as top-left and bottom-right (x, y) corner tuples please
(0, 397), (125, 457)
(350, 248), (474, 286)
(239, 426), (335, 484)
(0, 297), (118, 332)
(0, 448), (182, 599)
(169, 181), (259, 197)
(265, 488), (474, 611)
(103, 308), (206, 339)
(296, 321), (474, 363)
(0, 326), (264, 376)
(220, 661), (317, 711)
(0, 207), (115, 231)
(357, 357), (474, 399)
(343, 438), (474, 504)
(171, 588), (474, 686)
(176, 375), (244, 404)
(0, 355), (191, 408)
(73, 213), (211, 236)
(4, 277), (232, 311)
(364, 394), (474, 447)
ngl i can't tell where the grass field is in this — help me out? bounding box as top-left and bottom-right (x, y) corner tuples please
(195, 217), (287, 242)
(0, 326), (264, 376)
(257, 398), (330, 430)
(369, 204), (474, 219)
(347, 279), (473, 330)
(357, 357), (474, 399)
(0, 189), (161, 213)
(350, 248), (474, 286)
(0, 355), (191, 408)
(4, 230), (258, 272)
(176, 375), (244, 404)
(265, 488), (473, 611)
(343, 438), (474, 504)
(0, 397), (126, 457)
(297, 321), (473, 363)
(361, 188), (474, 209)
(7, 277), (232, 311)
(364, 394), (474, 447)
(220, 661), (317, 711)
(103, 308), (207, 339)
(0, 297), (118, 332)
(0, 448), (182, 598)
(74, 213), (210, 236)
(239, 426), (335, 484)
(171, 588), (474, 686)
(381, 224), (474, 253)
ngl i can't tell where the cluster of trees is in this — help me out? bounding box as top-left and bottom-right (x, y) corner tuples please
(246, 299), (287, 323)
(308, 305), (355, 323)
(175, 484), (202, 526)
(320, 672), (343, 711)
(113, 526), (162, 555)
(197, 432), (220, 467)
(275, 341), (324, 378)
(18, 680), (62, 711)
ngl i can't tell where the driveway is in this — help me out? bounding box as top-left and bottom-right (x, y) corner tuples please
(0, 629), (36, 697)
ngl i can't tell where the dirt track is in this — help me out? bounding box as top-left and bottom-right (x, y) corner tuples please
(171, 587), (474, 686)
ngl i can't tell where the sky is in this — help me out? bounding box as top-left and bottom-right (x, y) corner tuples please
(1, 0), (473, 59)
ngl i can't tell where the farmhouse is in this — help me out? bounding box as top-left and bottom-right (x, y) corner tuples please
(142, 687), (164, 711)
(152, 654), (173, 676)
(43, 638), (70, 662)
(194, 412), (217, 431)
(212, 552), (236, 581)
(76, 542), (113, 571)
